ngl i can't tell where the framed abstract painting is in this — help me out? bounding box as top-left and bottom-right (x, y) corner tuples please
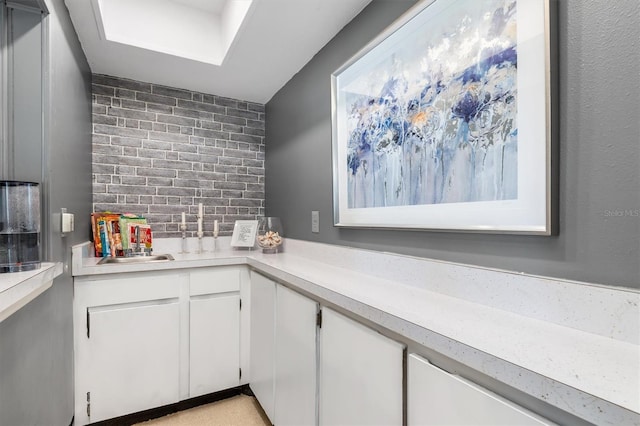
(331, 0), (554, 234)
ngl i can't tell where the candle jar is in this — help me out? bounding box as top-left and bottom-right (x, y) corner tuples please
(256, 217), (283, 254)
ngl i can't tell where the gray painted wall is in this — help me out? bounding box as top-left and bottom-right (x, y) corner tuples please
(265, 0), (640, 289)
(8, 9), (42, 182)
(0, 0), (92, 424)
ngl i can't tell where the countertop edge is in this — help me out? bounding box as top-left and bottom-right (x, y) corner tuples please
(0, 262), (63, 323)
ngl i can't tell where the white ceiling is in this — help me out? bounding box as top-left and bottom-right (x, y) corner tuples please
(64, 0), (373, 104)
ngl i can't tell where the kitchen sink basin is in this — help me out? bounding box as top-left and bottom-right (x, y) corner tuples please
(97, 254), (175, 265)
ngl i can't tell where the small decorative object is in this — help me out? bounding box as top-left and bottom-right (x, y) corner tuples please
(212, 219), (219, 252)
(196, 203), (205, 254)
(256, 217), (283, 254)
(331, 0), (554, 234)
(179, 211), (189, 254)
(230, 220), (259, 248)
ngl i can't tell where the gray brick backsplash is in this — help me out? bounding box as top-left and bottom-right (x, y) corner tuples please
(147, 103), (174, 114)
(92, 74), (265, 237)
(231, 199), (262, 207)
(143, 140), (172, 150)
(231, 133), (262, 144)
(120, 99), (146, 110)
(149, 130), (191, 144)
(94, 95), (111, 105)
(244, 127), (265, 137)
(197, 146), (224, 156)
(218, 156), (244, 166)
(116, 88), (136, 99)
(139, 149), (166, 159)
(174, 107), (213, 121)
(136, 92), (177, 106)
(244, 191), (265, 199)
(152, 85), (192, 100)
(177, 99), (225, 114)
(245, 118), (265, 129)
(247, 103), (265, 113)
(178, 152), (207, 162)
(94, 175), (112, 184)
(227, 108), (259, 120)
(243, 159), (264, 168)
(214, 114), (246, 126)
(201, 120), (222, 131)
(157, 114), (195, 127)
(152, 159), (193, 170)
(92, 114), (118, 126)
(215, 181), (246, 190)
(227, 174), (259, 183)
(92, 84), (115, 96)
(109, 106), (156, 121)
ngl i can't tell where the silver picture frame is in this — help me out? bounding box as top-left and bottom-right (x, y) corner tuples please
(331, 0), (555, 234)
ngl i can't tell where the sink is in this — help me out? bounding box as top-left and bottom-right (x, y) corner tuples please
(97, 254), (175, 265)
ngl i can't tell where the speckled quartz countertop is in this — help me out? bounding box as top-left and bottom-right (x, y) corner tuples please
(72, 238), (640, 426)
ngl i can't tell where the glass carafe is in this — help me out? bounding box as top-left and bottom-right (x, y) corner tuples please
(0, 181), (41, 272)
(256, 217), (283, 254)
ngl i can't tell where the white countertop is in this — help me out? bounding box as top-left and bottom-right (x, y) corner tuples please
(73, 238), (640, 426)
(0, 262), (64, 323)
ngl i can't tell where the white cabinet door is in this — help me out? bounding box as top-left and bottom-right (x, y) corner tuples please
(250, 271), (276, 423)
(189, 294), (240, 397)
(408, 354), (552, 425)
(275, 285), (318, 426)
(319, 308), (404, 426)
(85, 301), (180, 423)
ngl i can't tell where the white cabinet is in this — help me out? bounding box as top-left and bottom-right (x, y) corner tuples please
(275, 284), (318, 426)
(249, 270), (277, 422)
(189, 268), (241, 398)
(74, 272), (183, 424)
(86, 302), (180, 423)
(408, 353), (552, 425)
(319, 307), (404, 426)
(74, 266), (247, 425)
(249, 272), (318, 426)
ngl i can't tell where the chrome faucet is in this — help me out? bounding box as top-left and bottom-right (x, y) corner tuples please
(127, 225), (149, 257)
(134, 225), (141, 252)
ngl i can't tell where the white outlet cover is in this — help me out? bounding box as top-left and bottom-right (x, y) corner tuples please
(312, 211), (319, 233)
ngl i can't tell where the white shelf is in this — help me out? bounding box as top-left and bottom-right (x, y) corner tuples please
(0, 262), (63, 323)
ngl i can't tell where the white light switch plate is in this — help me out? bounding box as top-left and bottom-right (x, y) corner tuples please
(311, 211), (319, 233)
(62, 211), (75, 233)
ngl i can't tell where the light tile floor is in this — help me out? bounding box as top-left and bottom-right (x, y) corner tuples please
(135, 395), (271, 426)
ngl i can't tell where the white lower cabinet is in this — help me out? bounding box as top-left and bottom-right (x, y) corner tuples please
(74, 272), (183, 424)
(249, 272), (318, 426)
(249, 271), (277, 422)
(86, 301), (180, 423)
(74, 267), (245, 425)
(189, 267), (241, 397)
(249, 273), (404, 426)
(275, 285), (318, 426)
(319, 307), (404, 426)
(408, 353), (552, 425)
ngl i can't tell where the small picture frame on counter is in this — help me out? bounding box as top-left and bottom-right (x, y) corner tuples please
(230, 220), (258, 248)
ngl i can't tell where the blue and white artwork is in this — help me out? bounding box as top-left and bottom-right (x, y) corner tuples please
(344, 0), (518, 209)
